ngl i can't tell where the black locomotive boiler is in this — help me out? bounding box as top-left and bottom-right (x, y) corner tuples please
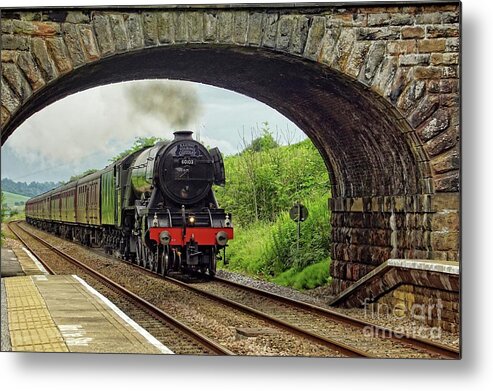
(25, 131), (233, 276)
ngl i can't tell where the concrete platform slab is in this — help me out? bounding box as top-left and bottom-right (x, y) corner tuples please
(3, 274), (173, 354)
(1, 245), (48, 277)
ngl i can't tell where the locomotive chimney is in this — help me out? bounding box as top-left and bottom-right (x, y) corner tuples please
(173, 130), (194, 141)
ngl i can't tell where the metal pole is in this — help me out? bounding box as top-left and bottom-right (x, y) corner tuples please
(297, 203), (300, 253)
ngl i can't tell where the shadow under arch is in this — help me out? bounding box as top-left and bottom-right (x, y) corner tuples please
(1, 45), (430, 199)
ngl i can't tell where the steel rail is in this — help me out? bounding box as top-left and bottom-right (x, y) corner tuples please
(7, 221), (56, 275)
(213, 276), (460, 359)
(164, 275), (373, 358)
(10, 222), (234, 356)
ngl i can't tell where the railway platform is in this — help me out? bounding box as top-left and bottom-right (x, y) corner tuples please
(1, 263), (173, 354)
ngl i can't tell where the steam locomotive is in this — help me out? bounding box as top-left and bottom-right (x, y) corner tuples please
(25, 131), (233, 277)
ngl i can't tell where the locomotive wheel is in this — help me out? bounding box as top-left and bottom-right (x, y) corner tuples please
(160, 246), (169, 276)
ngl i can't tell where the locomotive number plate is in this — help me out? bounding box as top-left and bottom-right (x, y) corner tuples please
(181, 159), (195, 165)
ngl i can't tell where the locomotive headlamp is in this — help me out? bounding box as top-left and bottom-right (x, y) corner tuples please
(188, 215), (196, 225)
(216, 231), (229, 246)
(159, 231), (171, 245)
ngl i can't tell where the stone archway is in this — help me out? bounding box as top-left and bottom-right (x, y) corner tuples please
(1, 3), (460, 294)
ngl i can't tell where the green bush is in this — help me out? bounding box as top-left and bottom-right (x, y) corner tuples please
(273, 260), (331, 290)
(215, 131), (332, 290)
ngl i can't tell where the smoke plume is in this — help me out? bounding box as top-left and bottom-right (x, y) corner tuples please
(125, 80), (202, 128)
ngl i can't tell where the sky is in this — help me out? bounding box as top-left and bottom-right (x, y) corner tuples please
(1, 79), (306, 183)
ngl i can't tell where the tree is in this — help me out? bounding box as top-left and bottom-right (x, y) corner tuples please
(243, 122), (279, 153)
(110, 136), (167, 162)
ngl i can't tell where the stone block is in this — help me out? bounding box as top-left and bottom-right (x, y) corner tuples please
(396, 79), (425, 114)
(62, 23), (86, 67)
(304, 16), (325, 59)
(431, 232), (459, 251)
(157, 12), (175, 44)
(233, 11), (248, 45)
(65, 11), (90, 24)
(2, 63), (32, 102)
(288, 16), (309, 54)
(418, 39), (446, 53)
(431, 147), (460, 174)
(331, 28), (356, 70)
(1, 50), (19, 63)
(174, 13), (188, 43)
(203, 13), (218, 42)
(371, 55), (398, 97)
(401, 26), (424, 39)
(276, 15), (295, 51)
(431, 211), (459, 232)
(415, 12), (442, 25)
(424, 126), (458, 157)
(413, 66), (442, 79)
(351, 40), (376, 82)
(434, 171), (460, 193)
(78, 24), (100, 61)
(431, 193), (459, 212)
(218, 12), (233, 44)
(1, 78), (20, 114)
(1, 105), (11, 125)
(407, 95), (439, 129)
(2, 35), (30, 51)
(262, 13), (279, 49)
(186, 12), (204, 43)
(31, 37), (58, 81)
(387, 40), (416, 54)
(416, 108), (450, 142)
(126, 13), (145, 49)
(142, 12), (159, 46)
(445, 37), (460, 52)
(426, 25), (460, 38)
(46, 36), (73, 74)
(108, 14), (128, 52)
(93, 14), (115, 56)
(399, 54), (430, 66)
(12, 20), (60, 36)
(357, 27), (400, 40)
(247, 12), (263, 46)
(1, 19), (13, 34)
(430, 52), (459, 66)
(17, 52), (45, 91)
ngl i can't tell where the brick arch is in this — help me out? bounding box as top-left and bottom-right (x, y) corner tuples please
(1, 4), (460, 293)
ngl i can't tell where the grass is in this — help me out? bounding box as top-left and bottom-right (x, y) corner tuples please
(273, 260), (331, 290)
(220, 192), (332, 291)
(2, 191), (29, 208)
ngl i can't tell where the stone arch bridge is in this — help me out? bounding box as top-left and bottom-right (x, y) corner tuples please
(0, 2), (460, 294)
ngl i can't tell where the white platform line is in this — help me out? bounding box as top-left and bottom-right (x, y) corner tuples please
(72, 275), (174, 354)
(22, 247), (49, 275)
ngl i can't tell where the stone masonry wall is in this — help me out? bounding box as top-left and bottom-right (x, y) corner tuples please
(330, 193), (459, 294)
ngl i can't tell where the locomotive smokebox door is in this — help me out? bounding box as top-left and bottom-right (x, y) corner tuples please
(210, 147), (225, 186)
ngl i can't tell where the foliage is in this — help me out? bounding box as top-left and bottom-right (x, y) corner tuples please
(222, 194), (331, 279)
(110, 136), (167, 162)
(273, 260), (331, 290)
(243, 122), (279, 153)
(214, 135), (330, 226)
(0, 178), (60, 197)
(215, 133), (332, 290)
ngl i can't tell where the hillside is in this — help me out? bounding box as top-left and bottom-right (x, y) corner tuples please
(214, 135), (332, 290)
(1, 178), (59, 197)
(2, 191), (29, 208)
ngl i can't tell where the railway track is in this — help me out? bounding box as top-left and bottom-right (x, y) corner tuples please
(11, 221), (460, 359)
(8, 221), (233, 356)
(210, 276), (461, 359)
(164, 276), (459, 359)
